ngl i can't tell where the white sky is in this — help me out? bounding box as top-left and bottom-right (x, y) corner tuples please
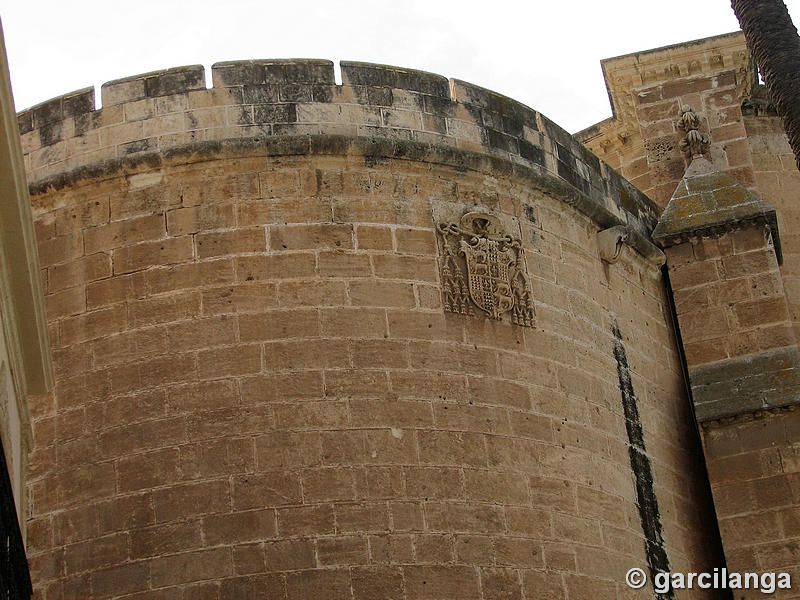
(4, 1), (800, 134)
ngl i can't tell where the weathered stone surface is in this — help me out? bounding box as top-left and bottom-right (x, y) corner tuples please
(653, 157), (781, 259)
(581, 30), (800, 597)
(691, 347), (800, 421)
(19, 57), (724, 600)
(19, 61), (662, 258)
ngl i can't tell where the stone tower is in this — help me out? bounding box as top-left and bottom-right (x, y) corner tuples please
(19, 59), (727, 598)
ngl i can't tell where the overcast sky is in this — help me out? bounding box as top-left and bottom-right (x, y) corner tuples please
(4, 1), (800, 134)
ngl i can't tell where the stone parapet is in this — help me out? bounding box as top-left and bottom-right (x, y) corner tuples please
(17, 60), (660, 246)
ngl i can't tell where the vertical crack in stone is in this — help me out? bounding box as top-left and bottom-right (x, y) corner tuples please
(612, 318), (674, 600)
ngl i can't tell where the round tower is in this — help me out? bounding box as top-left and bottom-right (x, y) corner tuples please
(21, 60), (721, 598)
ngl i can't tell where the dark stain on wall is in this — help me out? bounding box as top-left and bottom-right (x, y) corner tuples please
(612, 317), (674, 600)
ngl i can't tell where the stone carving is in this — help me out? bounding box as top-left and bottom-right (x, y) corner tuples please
(597, 225), (629, 264)
(437, 212), (534, 327)
(678, 105), (710, 157)
(643, 138), (675, 162)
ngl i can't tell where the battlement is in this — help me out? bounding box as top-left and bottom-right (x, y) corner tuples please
(18, 59), (660, 241)
(101, 65), (207, 107)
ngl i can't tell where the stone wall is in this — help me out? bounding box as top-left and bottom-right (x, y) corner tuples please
(744, 112), (800, 342)
(18, 60), (660, 251)
(704, 409), (800, 594)
(578, 32), (800, 343)
(577, 32), (753, 208)
(21, 62), (721, 598)
(585, 33), (800, 597)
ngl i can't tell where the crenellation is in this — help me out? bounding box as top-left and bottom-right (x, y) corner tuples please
(17, 86), (95, 140)
(210, 61), (264, 87)
(101, 65), (206, 107)
(99, 76), (143, 110)
(31, 96), (66, 128)
(450, 79), (536, 132)
(341, 61), (449, 98)
(211, 59), (335, 88)
(61, 88), (95, 120)
(144, 66), (205, 99)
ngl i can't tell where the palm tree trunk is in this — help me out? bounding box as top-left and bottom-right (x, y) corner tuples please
(732, 0), (800, 170)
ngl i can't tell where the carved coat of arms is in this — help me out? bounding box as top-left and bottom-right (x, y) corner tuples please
(437, 212), (535, 327)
